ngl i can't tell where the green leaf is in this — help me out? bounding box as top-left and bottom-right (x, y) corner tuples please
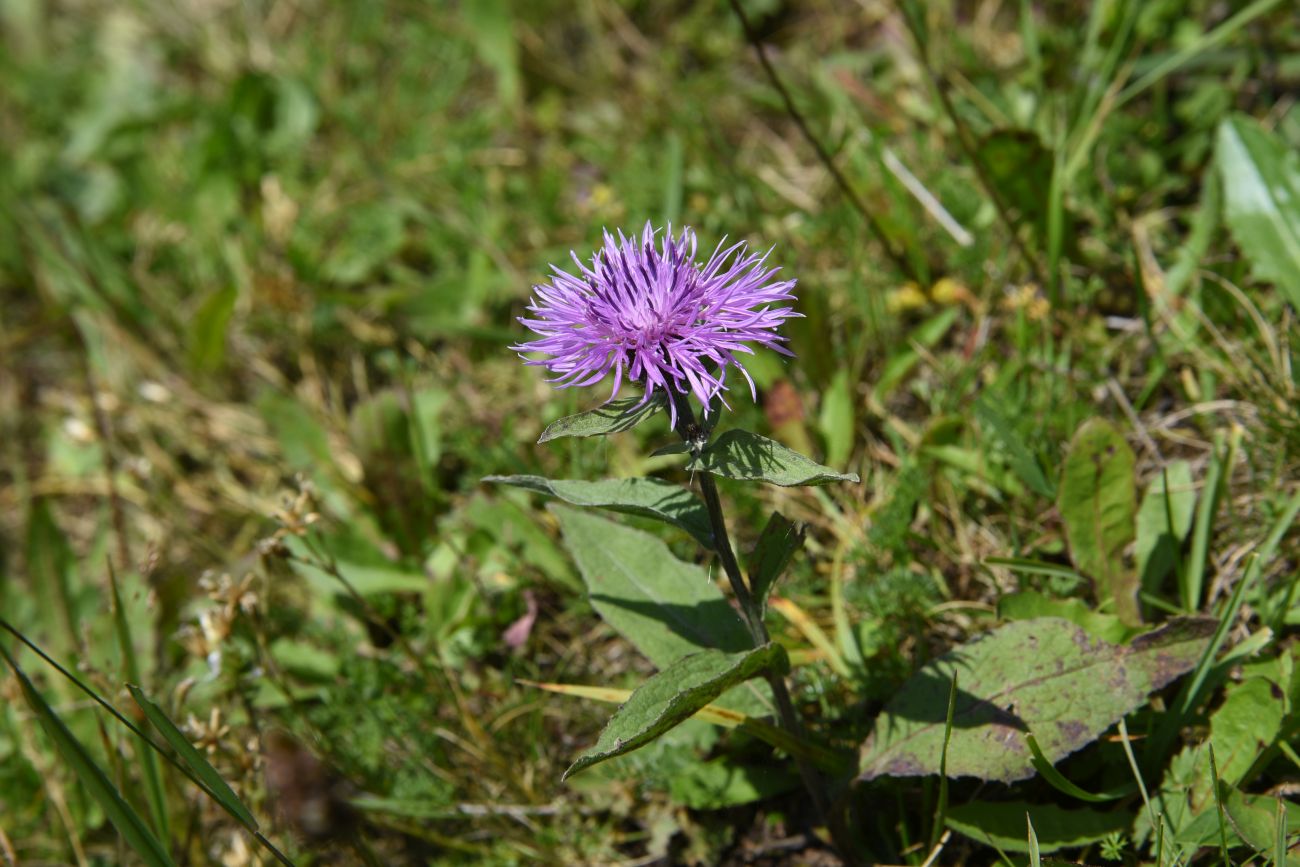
(689, 429), (859, 487)
(0, 649), (176, 867)
(667, 759), (800, 810)
(564, 644), (787, 779)
(1057, 419), (1139, 625)
(484, 475), (712, 549)
(127, 685), (258, 830)
(946, 801), (1129, 854)
(997, 591), (1135, 644)
(187, 285), (237, 373)
(747, 512), (803, 615)
(551, 506), (767, 715)
(1221, 789), (1300, 866)
(975, 396), (1054, 499)
(551, 506), (751, 665)
(859, 617), (1215, 783)
(1135, 461), (1196, 593)
(818, 369), (855, 469)
(538, 394), (664, 443)
(977, 129), (1054, 238)
(1216, 114), (1300, 310)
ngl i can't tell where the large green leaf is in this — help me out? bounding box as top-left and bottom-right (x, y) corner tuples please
(1216, 114), (1300, 310)
(538, 394), (663, 443)
(947, 801), (1128, 854)
(858, 617), (1214, 783)
(689, 429), (859, 487)
(564, 644), (787, 779)
(1057, 419), (1139, 625)
(1135, 461), (1196, 593)
(551, 507), (768, 715)
(484, 475), (712, 548)
(552, 506), (751, 664)
(1, 649), (176, 867)
(128, 685), (259, 830)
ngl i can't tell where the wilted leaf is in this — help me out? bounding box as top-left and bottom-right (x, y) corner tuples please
(484, 475), (712, 548)
(859, 617), (1215, 783)
(947, 801), (1128, 854)
(689, 429), (859, 487)
(564, 644), (787, 778)
(1216, 114), (1300, 310)
(538, 394), (663, 443)
(1058, 419), (1139, 625)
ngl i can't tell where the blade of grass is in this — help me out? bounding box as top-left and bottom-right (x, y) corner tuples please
(1116, 0), (1285, 108)
(769, 596), (851, 678)
(1025, 731), (1134, 802)
(127, 685), (258, 830)
(1209, 744), (1232, 867)
(108, 561), (169, 842)
(0, 618), (296, 866)
(1183, 433), (1225, 612)
(0, 644), (176, 867)
(929, 673), (958, 851)
(1027, 811), (1041, 867)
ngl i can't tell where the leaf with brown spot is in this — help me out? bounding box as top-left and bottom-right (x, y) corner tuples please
(858, 617), (1215, 783)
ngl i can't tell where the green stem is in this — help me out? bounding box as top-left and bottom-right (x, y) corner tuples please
(668, 391), (852, 859)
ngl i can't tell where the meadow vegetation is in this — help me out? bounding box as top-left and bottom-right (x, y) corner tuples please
(2, 0), (1300, 864)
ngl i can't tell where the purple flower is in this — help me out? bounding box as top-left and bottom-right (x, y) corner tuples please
(513, 222), (800, 428)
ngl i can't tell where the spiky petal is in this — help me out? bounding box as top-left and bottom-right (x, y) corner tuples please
(513, 222), (800, 427)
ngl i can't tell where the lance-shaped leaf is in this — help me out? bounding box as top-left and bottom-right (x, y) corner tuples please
(128, 685), (258, 830)
(689, 429), (859, 487)
(551, 506), (768, 715)
(1216, 114), (1300, 310)
(748, 512), (803, 614)
(1058, 418), (1140, 625)
(1136, 461), (1196, 592)
(0, 649), (176, 867)
(538, 394), (663, 443)
(564, 644), (788, 779)
(858, 616), (1215, 783)
(485, 475), (712, 548)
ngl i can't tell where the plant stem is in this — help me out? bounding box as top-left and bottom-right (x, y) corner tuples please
(668, 391), (851, 859)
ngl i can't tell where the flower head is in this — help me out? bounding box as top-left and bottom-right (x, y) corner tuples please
(513, 222), (799, 427)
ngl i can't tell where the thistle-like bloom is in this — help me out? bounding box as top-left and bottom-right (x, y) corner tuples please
(513, 222), (799, 427)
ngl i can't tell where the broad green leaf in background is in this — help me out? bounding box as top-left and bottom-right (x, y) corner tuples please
(1058, 419), (1140, 625)
(1216, 114), (1300, 310)
(689, 429), (860, 487)
(484, 475), (712, 548)
(859, 617), (1215, 783)
(550, 506), (751, 665)
(977, 129), (1055, 239)
(564, 644), (787, 779)
(818, 369), (855, 469)
(1135, 461), (1196, 593)
(1, 649), (176, 867)
(127, 685), (258, 830)
(1221, 789), (1300, 866)
(946, 801), (1128, 855)
(996, 591), (1134, 644)
(538, 394), (664, 443)
(187, 284), (237, 373)
(667, 759), (800, 810)
(747, 512), (803, 616)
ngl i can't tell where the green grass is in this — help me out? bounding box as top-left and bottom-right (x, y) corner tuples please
(2, 0), (1299, 864)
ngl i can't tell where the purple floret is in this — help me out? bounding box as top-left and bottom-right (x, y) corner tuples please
(513, 222), (800, 428)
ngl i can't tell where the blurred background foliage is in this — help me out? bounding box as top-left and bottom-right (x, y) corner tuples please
(2, 0), (1299, 863)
